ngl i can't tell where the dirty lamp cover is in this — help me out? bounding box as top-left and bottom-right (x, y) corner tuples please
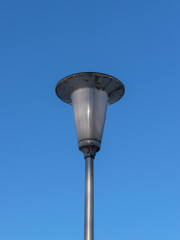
(71, 87), (108, 150)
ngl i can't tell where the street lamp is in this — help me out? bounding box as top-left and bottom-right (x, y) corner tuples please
(55, 72), (125, 240)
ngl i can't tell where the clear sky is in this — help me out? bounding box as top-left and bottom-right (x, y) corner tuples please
(0, 0), (180, 239)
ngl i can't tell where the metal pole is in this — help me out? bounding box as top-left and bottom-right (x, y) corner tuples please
(84, 156), (94, 240)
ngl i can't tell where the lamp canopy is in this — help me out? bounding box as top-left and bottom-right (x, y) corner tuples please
(55, 72), (125, 105)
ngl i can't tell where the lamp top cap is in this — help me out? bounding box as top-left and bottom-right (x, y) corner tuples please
(55, 72), (125, 104)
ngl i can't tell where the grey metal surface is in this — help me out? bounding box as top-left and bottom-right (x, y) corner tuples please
(71, 88), (108, 150)
(84, 156), (94, 240)
(55, 72), (125, 240)
(55, 72), (125, 105)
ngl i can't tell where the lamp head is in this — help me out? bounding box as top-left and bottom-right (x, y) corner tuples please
(56, 72), (125, 158)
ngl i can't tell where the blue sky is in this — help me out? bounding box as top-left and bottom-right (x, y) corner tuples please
(0, 0), (180, 239)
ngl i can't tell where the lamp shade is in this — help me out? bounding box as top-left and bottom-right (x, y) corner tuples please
(55, 72), (125, 152)
(71, 87), (108, 150)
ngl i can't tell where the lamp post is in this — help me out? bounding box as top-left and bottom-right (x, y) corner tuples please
(55, 72), (125, 240)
